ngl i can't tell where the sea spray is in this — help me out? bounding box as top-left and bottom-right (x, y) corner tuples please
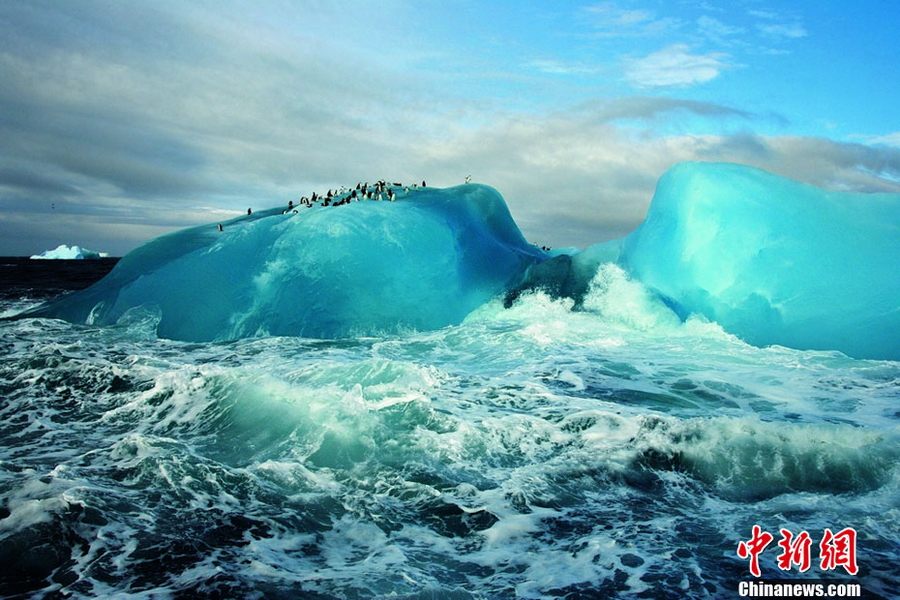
(2, 277), (899, 597)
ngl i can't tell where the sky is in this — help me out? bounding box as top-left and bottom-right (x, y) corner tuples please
(2, 0), (900, 256)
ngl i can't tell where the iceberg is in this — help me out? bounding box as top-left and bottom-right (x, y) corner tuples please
(509, 162), (900, 360)
(30, 244), (108, 260)
(21, 185), (545, 341)
(16, 164), (900, 359)
(618, 162), (900, 360)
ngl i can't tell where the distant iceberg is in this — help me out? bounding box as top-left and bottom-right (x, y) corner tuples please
(17, 165), (900, 359)
(30, 244), (108, 260)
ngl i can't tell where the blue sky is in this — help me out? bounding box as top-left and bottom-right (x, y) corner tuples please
(2, 0), (899, 255)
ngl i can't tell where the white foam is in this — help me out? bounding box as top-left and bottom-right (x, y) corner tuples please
(2, 284), (899, 598)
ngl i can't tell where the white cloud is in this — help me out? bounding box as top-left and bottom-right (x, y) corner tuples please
(582, 2), (682, 38)
(624, 44), (731, 88)
(749, 8), (808, 39)
(583, 2), (654, 27)
(528, 59), (598, 76)
(861, 131), (900, 148)
(757, 22), (808, 39)
(697, 15), (744, 41)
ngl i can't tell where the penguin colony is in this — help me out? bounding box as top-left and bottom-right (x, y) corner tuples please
(224, 175), (550, 249)
(287, 180), (429, 213)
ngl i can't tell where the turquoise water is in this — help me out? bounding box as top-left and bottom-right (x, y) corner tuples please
(1, 263), (897, 598)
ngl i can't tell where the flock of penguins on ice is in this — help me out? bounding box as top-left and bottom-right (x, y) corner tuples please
(219, 177), (464, 231)
(219, 176), (551, 250)
(285, 178), (440, 212)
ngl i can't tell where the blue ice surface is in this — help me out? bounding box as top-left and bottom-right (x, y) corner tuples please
(617, 162), (900, 361)
(25, 184), (546, 341)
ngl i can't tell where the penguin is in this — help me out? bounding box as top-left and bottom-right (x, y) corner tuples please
(218, 223), (223, 232)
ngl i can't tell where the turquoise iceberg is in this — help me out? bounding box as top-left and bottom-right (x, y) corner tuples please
(23, 184), (545, 341)
(20, 164), (900, 360)
(619, 162), (900, 360)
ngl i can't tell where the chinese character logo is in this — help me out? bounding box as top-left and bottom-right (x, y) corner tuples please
(737, 525), (774, 577)
(737, 526), (858, 577)
(820, 528), (858, 575)
(776, 528), (812, 572)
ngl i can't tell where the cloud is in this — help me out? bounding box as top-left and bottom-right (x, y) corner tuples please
(697, 15), (744, 42)
(571, 96), (753, 122)
(0, 1), (440, 254)
(1, 2), (897, 258)
(581, 2), (682, 38)
(757, 23), (808, 39)
(864, 132), (900, 148)
(624, 44), (732, 88)
(409, 103), (900, 250)
(528, 59), (599, 76)
(584, 2), (655, 27)
(749, 9), (808, 39)
(0, 167), (82, 196)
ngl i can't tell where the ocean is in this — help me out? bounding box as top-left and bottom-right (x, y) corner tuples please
(1, 258), (897, 599)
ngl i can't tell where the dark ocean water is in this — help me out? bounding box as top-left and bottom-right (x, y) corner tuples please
(0, 257), (120, 302)
(1, 259), (897, 599)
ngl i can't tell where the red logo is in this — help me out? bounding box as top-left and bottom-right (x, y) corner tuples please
(820, 528), (858, 575)
(737, 527), (858, 577)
